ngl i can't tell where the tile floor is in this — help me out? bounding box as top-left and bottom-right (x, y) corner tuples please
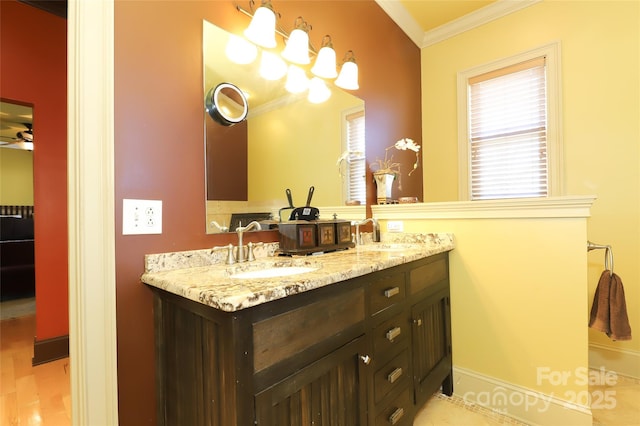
(413, 374), (640, 425)
(1, 298), (638, 425)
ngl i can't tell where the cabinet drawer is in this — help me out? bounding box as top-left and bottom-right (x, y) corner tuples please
(374, 350), (409, 403)
(370, 273), (405, 315)
(373, 312), (408, 357)
(409, 257), (448, 295)
(253, 287), (365, 372)
(375, 386), (412, 426)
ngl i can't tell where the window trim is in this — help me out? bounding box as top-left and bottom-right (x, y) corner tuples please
(457, 41), (563, 201)
(341, 106), (366, 204)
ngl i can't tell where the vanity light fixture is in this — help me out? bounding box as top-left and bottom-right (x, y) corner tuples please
(281, 17), (311, 65)
(308, 77), (331, 104)
(285, 64), (309, 93)
(243, 0), (277, 48)
(334, 50), (359, 90)
(235, 0), (359, 102)
(225, 34), (258, 65)
(310, 35), (338, 79)
(259, 50), (287, 80)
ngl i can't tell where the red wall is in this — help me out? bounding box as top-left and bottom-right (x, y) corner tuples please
(0, 0), (68, 340)
(115, 1), (420, 424)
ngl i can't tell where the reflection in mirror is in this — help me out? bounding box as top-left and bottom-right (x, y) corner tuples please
(205, 82), (249, 126)
(0, 101), (34, 151)
(0, 100), (35, 223)
(203, 20), (366, 233)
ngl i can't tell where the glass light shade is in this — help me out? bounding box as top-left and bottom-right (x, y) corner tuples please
(225, 34), (258, 65)
(243, 5), (277, 48)
(259, 51), (287, 80)
(285, 65), (309, 93)
(307, 77), (331, 103)
(281, 28), (311, 65)
(311, 46), (337, 79)
(335, 61), (359, 90)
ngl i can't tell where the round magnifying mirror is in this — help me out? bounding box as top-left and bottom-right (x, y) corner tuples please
(205, 82), (248, 126)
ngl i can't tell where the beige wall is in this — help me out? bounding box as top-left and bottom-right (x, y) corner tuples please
(248, 90), (362, 209)
(420, 0), (639, 378)
(0, 148), (33, 205)
(380, 208), (591, 424)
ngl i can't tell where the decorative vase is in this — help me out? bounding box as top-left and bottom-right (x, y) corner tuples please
(373, 172), (395, 204)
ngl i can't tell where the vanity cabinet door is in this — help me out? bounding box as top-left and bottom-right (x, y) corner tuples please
(410, 281), (453, 407)
(254, 336), (369, 426)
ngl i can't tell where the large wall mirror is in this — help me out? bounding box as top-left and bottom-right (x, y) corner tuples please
(203, 20), (367, 233)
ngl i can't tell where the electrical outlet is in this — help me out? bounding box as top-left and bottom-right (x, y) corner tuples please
(386, 221), (404, 233)
(123, 199), (162, 235)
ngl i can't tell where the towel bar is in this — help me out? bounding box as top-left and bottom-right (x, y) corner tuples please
(587, 241), (614, 276)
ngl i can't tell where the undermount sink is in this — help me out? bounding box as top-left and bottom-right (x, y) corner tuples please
(227, 261), (320, 279)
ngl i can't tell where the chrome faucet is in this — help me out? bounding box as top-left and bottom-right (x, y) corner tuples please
(235, 221), (262, 262)
(210, 220), (229, 233)
(354, 218), (380, 245)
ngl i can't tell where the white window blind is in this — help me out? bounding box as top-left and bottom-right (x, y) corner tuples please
(346, 111), (366, 204)
(468, 56), (548, 200)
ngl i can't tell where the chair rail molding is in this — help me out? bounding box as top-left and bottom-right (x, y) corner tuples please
(372, 195), (597, 220)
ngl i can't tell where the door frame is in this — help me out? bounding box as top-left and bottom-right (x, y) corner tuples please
(68, 0), (119, 423)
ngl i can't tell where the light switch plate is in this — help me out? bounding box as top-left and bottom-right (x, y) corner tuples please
(122, 199), (162, 235)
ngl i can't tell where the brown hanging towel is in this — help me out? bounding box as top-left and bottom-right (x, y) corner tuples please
(589, 270), (632, 341)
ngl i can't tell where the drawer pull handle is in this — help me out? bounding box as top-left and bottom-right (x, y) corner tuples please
(386, 327), (401, 341)
(413, 318), (422, 326)
(387, 367), (403, 384)
(384, 287), (400, 298)
(388, 407), (404, 425)
(359, 355), (371, 365)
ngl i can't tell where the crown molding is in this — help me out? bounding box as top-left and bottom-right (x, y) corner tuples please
(376, 0), (541, 48)
(422, 0), (541, 47)
(374, 0), (425, 47)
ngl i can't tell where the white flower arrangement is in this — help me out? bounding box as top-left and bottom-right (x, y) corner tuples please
(371, 137), (421, 177)
(368, 138), (420, 192)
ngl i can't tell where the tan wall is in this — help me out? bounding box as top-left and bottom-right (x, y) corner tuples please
(375, 199), (593, 424)
(420, 0), (639, 377)
(0, 149), (33, 205)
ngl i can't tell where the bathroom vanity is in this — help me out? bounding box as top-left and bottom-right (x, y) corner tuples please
(142, 234), (454, 425)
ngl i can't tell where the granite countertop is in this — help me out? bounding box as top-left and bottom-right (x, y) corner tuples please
(141, 233), (454, 312)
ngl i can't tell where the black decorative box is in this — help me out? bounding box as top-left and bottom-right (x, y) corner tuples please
(279, 220), (354, 255)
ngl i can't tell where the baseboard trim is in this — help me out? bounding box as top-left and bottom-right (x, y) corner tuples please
(589, 343), (640, 379)
(32, 334), (70, 366)
(452, 366), (592, 426)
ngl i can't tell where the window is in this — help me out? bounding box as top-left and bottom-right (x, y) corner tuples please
(457, 43), (562, 200)
(342, 108), (366, 204)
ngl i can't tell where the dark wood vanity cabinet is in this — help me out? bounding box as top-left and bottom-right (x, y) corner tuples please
(151, 251), (451, 425)
(409, 257), (453, 408)
(254, 335), (368, 425)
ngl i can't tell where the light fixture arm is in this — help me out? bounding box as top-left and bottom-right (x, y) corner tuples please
(236, 2), (319, 55)
(342, 50), (356, 64)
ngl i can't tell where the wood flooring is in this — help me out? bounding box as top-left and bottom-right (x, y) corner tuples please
(0, 315), (71, 426)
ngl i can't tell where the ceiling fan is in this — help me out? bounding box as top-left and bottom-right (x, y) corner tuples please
(0, 100), (34, 150)
(0, 121), (34, 149)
